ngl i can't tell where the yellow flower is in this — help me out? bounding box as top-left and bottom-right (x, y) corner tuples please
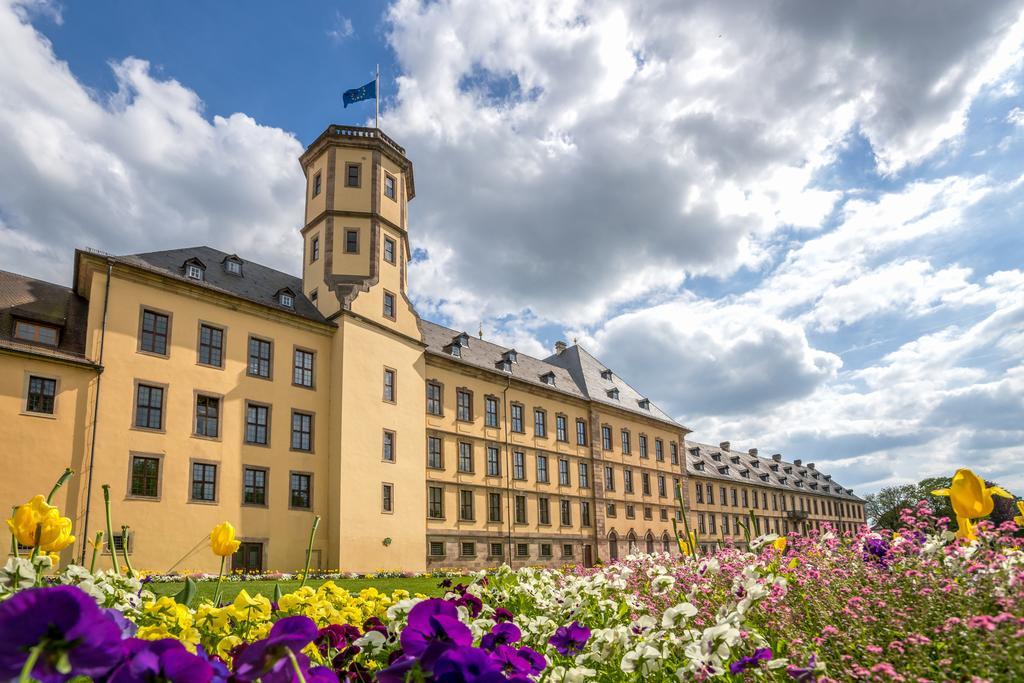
(1014, 501), (1024, 527)
(210, 522), (241, 557)
(216, 635), (243, 661)
(932, 469), (1012, 520)
(230, 589), (271, 621)
(677, 530), (698, 555)
(955, 516), (978, 542)
(772, 536), (787, 553)
(6, 495), (74, 550)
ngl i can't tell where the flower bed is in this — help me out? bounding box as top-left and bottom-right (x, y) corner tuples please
(2, 468), (1023, 681)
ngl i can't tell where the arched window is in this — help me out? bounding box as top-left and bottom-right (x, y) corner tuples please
(609, 531), (619, 561)
(627, 531), (638, 554)
(661, 533), (671, 553)
(645, 532), (655, 554)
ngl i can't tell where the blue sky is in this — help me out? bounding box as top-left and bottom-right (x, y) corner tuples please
(1, 0), (1023, 495)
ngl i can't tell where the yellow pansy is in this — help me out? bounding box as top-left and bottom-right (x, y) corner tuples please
(216, 635), (243, 661)
(772, 536), (787, 553)
(210, 522), (241, 557)
(231, 589), (271, 621)
(1014, 500), (1024, 527)
(932, 469), (1012, 520)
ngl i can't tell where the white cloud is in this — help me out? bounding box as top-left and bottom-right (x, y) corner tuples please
(327, 12), (354, 42)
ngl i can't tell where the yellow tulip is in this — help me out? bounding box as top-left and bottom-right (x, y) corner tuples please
(931, 469), (1012, 520)
(677, 530), (698, 555)
(210, 522), (241, 557)
(6, 495), (75, 550)
(954, 516), (977, 542)
(41, 515), (75, 553)
(772, 536), (787, 553)
(1014, 500), (1024, 527)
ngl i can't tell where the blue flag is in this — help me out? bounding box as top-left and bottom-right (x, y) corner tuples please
(343, 79), (377, 108)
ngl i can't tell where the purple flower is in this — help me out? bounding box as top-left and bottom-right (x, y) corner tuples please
(104, 608), (139, 638)
(233, 616), (336, 683)
(787, 654), (818, 682)
(456, 593), (484, 618)
(377, 654), (419, 683)
(0, 585), (125, 683)
(107, 638), (213, 683)
(490, 645), (546, 677)
(400, 599), (473, 668)
(317, 624), (361, 655)
(480, 622), (521, 651)
(493, 608), (514, 623)
(433, 647), (507, 683)
(728, 647), (772, 675)
(362, 616), (388, 636)
(549, 621), (591, 657)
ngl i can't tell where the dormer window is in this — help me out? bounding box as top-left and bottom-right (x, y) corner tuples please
(740, 469), (750, 478)
(730, 455), (740, 464)
(751, 460), (760, 468)
(760, 474), (769, 482)
(688, 447), (700, 455)
(711, 452), (721, 462)
(770, 463), (779, 471)
(783, 466), (792, 473)
(280, 293), (294, 308)
(455, 332), (470, 347)
(446, 344), (461, 358)
(600, 369), (613, 380)
(693, 461), (705, 471)
(718, 466), (729, 475)
(606, 387), (619, 400)
(502, 349), (518, 364)
(224, 257), (243, 276)
(496, 359), (512, 373)
(540, 372), (555, 386)
(637, 398), (650, 410)
(13, 320), (58, 346)
(779, 477), (788, 485)
(187, 264), (203, 280)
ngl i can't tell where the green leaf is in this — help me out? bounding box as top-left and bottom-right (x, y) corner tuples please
(174, 576), (198, 608)
(274, 583), (284, 603)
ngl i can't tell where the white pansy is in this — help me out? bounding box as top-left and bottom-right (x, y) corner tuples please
(662, 602), (698, 629)
(621, 643), (663, 675)
(353, 630), (386, 653)
(650, 574), (676, 594)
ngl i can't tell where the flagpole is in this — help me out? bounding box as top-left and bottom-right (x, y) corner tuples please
(375, 64), (380, 130)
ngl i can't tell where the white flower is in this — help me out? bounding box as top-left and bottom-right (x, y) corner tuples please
(662, 602), (698, 629)
(0, 558), (36, 593)
(650, 574), (676, 595)
(621, 644), (662, 675)
(353, 630), (386, 654)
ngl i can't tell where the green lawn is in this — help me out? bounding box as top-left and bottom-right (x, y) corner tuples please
(147, 575), (472, 603)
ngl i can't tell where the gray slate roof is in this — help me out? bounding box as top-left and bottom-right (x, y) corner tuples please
(0, 270), (92, 364)
(686, 441), (861, 501)
(100, 247), (329, 325)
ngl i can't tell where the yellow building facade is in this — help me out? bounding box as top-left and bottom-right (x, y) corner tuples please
(0, 125), (864, 573)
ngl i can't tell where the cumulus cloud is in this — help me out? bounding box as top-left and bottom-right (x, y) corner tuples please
(0, 0), (305, 283)
(327, 12), (354, 42)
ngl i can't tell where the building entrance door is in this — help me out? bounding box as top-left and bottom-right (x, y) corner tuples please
(234, 542), (263, 573)
(583, 544), (593, 568)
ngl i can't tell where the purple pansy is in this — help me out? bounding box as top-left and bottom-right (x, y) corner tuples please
(492, 608), (514, 623)
(400, 599), (473, 667)
(480, 622), (521, 651)
(729, 647), (772, 675)
(787, 654), (818, 682)
(233, 616), (338, 683)
(490, 644), (546, 678)
(432, 646), (507, 683)
(549, 621), (591, 657)
(862, 537), (891, 568)
(0, 585), (125, 683)
(317, 624), (361, 655)
(107, 638), (213, 683)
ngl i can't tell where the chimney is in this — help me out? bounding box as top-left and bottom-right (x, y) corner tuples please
(771, 453), (782, 461)
(719, 441), (731, 451)
(748, 448), (758, 457)
(794, 459), (802, 467)
(807, 463), (815, 470)
(554, 340), (567, 354)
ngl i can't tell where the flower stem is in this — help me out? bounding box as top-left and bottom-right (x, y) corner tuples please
(286, 649), (308, 683)
(18, 644), (43, 683)
(10, 507), (19, 559)
(89, 531), (103, 574)
(299, 515), (321, 589)
(102, 484), (120, 574)
(212, 555), (226, 606)
(120, 525), (136, 578)
(46, 468), (74, 505)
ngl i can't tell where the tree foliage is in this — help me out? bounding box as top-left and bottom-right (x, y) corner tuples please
(866, 475), (1018, 529)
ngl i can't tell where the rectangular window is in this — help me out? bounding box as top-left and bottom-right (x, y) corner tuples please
(429, 541), (445, 557)
(384, 173), (396, 200)
(456, 389), (472, 421)
(426, 382), (442, 415)
(290, 473), (312, 509)
(731, 488), (738, 507)
(245, 403), (269, 445)
(14, 320), (58, 346)
(516, 543), (528, 558)
(382, 483), (394, 513)
(558, 459), (570, 486)
(515, 495), (527, 524)
(311, 235), (320, 262)
(721, 487), (727, 506)
(346, 163), (360, 187)
(345, 229), (359, 253)
(698, 513), (706, 534)
(626, 504), (635, 519)
(26, 375), (56, 414)
(576, 419), (587, 446)
(604, 465), (614, 491)
(539, 543), (552, 558)
(709, 514), (717, 534)
(674, 477), (681, 499)
(511, 404), (524, 433)
(538, 497), (550, 525)
(460, 541), (475, 557)
(642, 473), (651, 496)
(658, 475), (666, 498)
(534, 409), (546, 437)
(428, 486), (444, 518)
(484, 396), (498, 427)
(383, 291), (396, 320)
(607, 503), (617, 517)
(488, 492), (502, 522)
(458, 442), (473, 473)
(140, 309), (169, 355)
(312, 171), (322, 196)
(191, 462), (217, 502)
(742, 490), (749, 507)
(578, 462), (589, 488)
(194, 395), (220, 438)
(384, 237), (396, 264)
(293, 349), (314, 387)
(198, 324), (224, 367)
(536, 455), (549, 483)
(243, 467), (267, 506)
(486, 446), (500, 476)
(427, 436), (443, 469)
(695, 483), (704, 504)
(287, 411), (313, 452)
(459, 490), (474, 521)
(639, 435), (648, 458)
(707, 484), (714, 504)
(383, 368), (396, 402)
(382, 429), (395, 462)
(248, 337), (272, 378)
(134, 384), (164, 430)
(624, 469), (634, 494)
(644, 506), (652, 520)
(559, 499), (572, 526)
(671, 442), (679, 464)
(621, 430), (631, 454)
(581, 501), (591, 527)
(489, 542), (503, 558)
(130, 456), (160, 498)
(513, 451), (525, 480)
(562, 544), (574, 558)
(556, 415), (567, 442)
(655, 439), (664, 462)
(752, 490), (759, 508)
(660, 508), (668, 522)
(602, 425), (612, 450)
